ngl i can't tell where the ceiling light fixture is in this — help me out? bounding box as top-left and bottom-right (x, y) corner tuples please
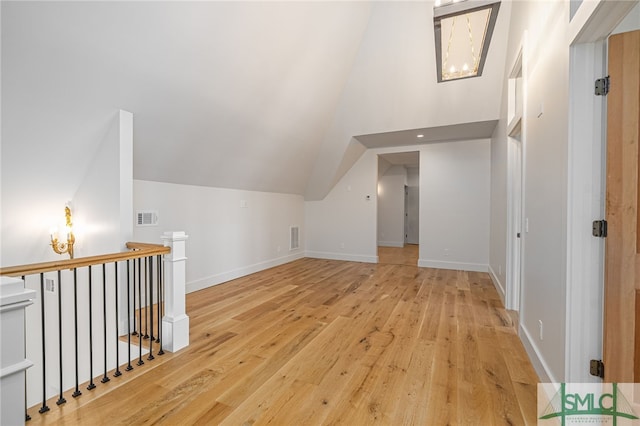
(417, 134), (424, 138)
(434, 0), (500, 82)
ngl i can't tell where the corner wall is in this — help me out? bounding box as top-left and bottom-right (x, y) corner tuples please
(73, 110), (133, 256)
(305, 150), (378, 263)
(0, 108), (127, 267)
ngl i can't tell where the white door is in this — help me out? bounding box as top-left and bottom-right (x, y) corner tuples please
(507, 135), (523, 311)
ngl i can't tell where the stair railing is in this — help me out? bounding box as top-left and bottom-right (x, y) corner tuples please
(0, 231), (189, 422)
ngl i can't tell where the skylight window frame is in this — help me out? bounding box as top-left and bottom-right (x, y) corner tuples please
(433, 0), (501, 83)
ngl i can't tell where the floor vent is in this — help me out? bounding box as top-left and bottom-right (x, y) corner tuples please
(290, 226), (300, 250)
(136, 210), (158, 226)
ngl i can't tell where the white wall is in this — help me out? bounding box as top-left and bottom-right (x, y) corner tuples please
(23, 111), (133, 407)
(377, 165), (407, 247)
(74, 110), (134, 256)
(133, 180), (305, 293)
(418, 140), (491, 272)
(518, 0), (570, 383)
(407, 167), (419, 187)
(490, 0), (572, 382)
(305, 151), (378, 263)
(0, 107), (127, 267)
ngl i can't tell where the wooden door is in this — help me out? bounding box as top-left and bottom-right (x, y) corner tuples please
(604, 29), (640, 383)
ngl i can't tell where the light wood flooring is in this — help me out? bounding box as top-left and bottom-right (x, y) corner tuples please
(378, 244), (419, 266)
(28, 257), (539, 425)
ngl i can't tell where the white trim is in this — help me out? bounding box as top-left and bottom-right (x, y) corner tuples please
(565, 40), (607, 384)
(0, 359), (33, 379)
(0, 299), (34, 313)
(162, 314), (189, 353)
(186, 252), (304, 294)
(519, 323), (556, 383)
(564, 1), (637, 384)
(0, 277), (36, 307)
(488, 264), (505, 304)
(569, 0), (638, 44)
(306, 251), (378, 264)
(417, 259), (488, 272)
(505, 32), (527, 313)
(377, 241), (404, 248)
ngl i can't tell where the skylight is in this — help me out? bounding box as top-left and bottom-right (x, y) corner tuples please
(434, 0), (501, 82)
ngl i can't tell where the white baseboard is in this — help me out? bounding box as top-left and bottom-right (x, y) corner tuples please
(488, 265), (505, 304)
(519, 323), (557, 383)
(186, 251), (304, 294)
(417, 259), (488, 272)
(377, 241), (404, 248)
(305, 251), (378, 264)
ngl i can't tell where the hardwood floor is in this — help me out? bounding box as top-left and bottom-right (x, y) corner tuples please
(378, 244), (419, 266)
(28, 258), (539, 425)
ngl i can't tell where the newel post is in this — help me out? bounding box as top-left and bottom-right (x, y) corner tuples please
(160, 231), (189, 352)
(1, 276), (36, 425)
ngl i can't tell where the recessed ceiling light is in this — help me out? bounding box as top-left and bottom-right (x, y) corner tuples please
(417, 134), (424, 138)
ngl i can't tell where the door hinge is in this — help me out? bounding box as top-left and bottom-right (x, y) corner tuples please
(595, 76), (610, 96)
(592, 220), (607, 238)
(590, 359), (605, 378)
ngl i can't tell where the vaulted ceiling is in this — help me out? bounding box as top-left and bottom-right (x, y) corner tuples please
(2, 1), (510, 200)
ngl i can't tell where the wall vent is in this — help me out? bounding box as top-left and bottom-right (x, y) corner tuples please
(136, 210), (158, 227)
(290, 226), (300, 250)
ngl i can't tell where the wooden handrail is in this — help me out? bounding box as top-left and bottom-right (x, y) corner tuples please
(126, 242), (168, 251)
(0, 242), (170, 277)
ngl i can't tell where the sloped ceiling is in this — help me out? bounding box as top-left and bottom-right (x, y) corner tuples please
(1, 1), (510, 200)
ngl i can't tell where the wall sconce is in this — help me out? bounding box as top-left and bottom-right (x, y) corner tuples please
(50, 206), (75, 259)
(434, 0), (500, 82)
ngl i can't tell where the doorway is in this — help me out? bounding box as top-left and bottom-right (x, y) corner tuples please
(506, 42), (525, 313)
(377, 152), (420, 266)
(507, 135), (523, 312)
(566, 1), (638, 384)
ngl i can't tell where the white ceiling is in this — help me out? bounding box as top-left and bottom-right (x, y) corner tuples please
(2, 1), (511, 200)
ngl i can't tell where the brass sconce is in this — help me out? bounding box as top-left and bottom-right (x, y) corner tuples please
(50, 206), (75, 259)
